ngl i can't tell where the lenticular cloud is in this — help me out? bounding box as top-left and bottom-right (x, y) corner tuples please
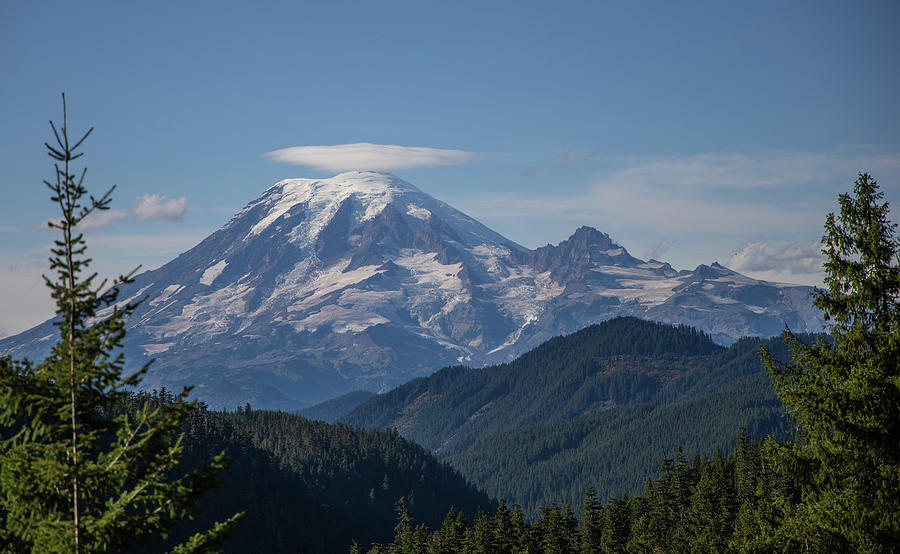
(265, 143), (473, 172)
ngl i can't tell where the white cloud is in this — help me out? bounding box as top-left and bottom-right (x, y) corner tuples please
(264, 142), (474, 172)
(728, 240), (824, 275)
(133, 194), (187, 222)
(26, 209), (129, 232)
(81, 209), (129, 230)
(26, 193), (189, 231)
(448, 147), (898, 284)
(458, 147), (900, 235)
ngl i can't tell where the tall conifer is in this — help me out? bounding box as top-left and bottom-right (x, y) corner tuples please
(762, 173), (900, 550)
(0, 95), (240, 552)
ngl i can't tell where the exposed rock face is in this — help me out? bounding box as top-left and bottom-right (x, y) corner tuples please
(0, 171), (823, 409)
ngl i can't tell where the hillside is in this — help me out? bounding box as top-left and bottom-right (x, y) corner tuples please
(341, 318), (795, 513)
(141, 398), (494, 552)
(298, 390), (377, 423)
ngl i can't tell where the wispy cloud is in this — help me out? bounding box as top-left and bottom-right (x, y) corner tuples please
(462, 147), (900, 234)
(264, 143), (474, 172)
(82, 209), (129, 230)
(449, 146), (899, 283)
(133, 194), (187, 222)
(728, 240), (824, 275)
(26, 194), (189, 231)
(25, 209), (130, 232)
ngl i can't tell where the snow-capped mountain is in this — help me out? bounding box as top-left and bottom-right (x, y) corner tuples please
(0, 171), (823, 409)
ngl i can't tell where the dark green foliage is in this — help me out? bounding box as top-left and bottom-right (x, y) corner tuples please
(360, 434), (797, 553)
(298, 390), (377, 423)
(134, 397), (494, 552)
(0, 96), (236, 553)
(345, 317), (793, 515)
(762, 173), (900, 550)
(579, 487), (603, 553)
(342, 318), (723, 453)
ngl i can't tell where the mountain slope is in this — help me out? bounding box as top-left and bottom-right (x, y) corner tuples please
(1, 171), (821, 409)
(298, 390), (376, 423)
(340, 318), (783, 453)
(155, 400), (495, 552)
(341, 318), (796, 514)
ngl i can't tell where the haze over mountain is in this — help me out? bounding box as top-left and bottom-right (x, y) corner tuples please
(0, 171), (822, 409)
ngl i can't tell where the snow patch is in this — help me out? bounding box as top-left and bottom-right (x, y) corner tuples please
(150, 284), (184, 306)
(142, 342), (175, 354)
(406, 204), (431, 220)
(93, 283), (154, 320)
(147, 280), (253, 340)
(200, 260), (228, 286)
(289, 304), (390, 334)
(285, 260), (387, 311)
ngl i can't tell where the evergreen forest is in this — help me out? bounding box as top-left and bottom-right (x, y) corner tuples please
(358, 432), (795, 553)
(116, 392), (494, 552)
(342, 318), (798, 515)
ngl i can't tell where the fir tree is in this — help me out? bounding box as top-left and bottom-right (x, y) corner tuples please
(0, 95), (240, 552)
(762, 173), (900, 550)
(579, 486), (603, 553)
(600, 495), (630, 554)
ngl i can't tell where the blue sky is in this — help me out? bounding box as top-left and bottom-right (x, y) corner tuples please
(1, 1), (899, 337)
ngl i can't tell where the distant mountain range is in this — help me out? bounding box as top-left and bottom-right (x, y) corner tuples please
(0, 171), (822, 409)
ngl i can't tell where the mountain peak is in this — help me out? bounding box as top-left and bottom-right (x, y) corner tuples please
(242, 172), (425, 241)
(569, 226), (617, 249)
(274, 171), (422, 203)
(0, 173), (823, 410)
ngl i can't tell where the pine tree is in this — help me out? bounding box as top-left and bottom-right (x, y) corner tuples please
(509, 503), (535, 553)
(429, 507), (466, 554)
(762, 173), (900, 550)
(680, 454), (733, 552)
(535, 503), (577, 553)
(600, 495), (630, 554)
(491, 499), (515, 554)
(579, 486), (603, 553)
(0, 95), (240, 552)
(464, 507), (497, 554)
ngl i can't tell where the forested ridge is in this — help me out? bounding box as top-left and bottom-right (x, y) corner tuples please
(117, 393), (493, 553)
(342, 317), (798, 514)
(359, 432), (798, 553)
(341, 318), (791, 453)
(300, 390), (378, 423)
